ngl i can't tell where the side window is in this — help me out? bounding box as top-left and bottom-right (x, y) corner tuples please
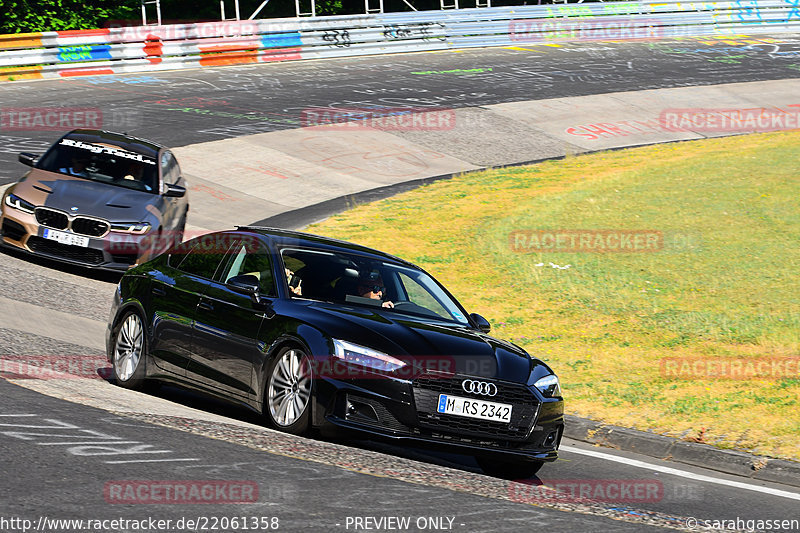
(170, 158), (182, 185)
(173, 235), (233, 279)
(220, 238), (276, 296)
(397, 272), (450, 319)
(160, 151), (180, 187)
(160, 152), (169, 191)
(167, 241), (196, 269)
(166, 158), (180, 185)
(281, 250), (308, 298)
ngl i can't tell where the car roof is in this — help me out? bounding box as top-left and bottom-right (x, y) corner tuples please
(64, 129), (164, 158)
(236, 226), (413, 266)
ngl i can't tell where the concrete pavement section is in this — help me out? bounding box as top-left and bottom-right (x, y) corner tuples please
(0, 296), (106, 351)
(173, 77), (800, 232)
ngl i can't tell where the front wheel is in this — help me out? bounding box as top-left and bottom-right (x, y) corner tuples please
(265, 347), (312, 435)
(112, 311), (147, 389)
(476, 457), (545, 479)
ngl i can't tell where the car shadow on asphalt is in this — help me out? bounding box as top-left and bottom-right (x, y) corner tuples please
(107, 378), (525, 481)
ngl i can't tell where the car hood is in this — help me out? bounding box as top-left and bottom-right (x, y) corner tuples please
(306, 302), (550, 383)
(14, 169), (157, 221)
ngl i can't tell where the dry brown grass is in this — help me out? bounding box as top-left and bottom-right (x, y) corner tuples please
(308, 131), (800, 460)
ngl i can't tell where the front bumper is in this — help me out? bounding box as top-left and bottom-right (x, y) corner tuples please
(315, 368), (564, 462)
(1, 210), (146, 272)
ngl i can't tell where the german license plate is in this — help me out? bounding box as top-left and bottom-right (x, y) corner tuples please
(437, 394), (512, 423)
(43, 228), (89, 247)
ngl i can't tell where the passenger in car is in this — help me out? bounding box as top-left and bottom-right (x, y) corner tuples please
(122, 162), (143, 182)
(357, 273), (394, 308)
(285, 268), (302, 296)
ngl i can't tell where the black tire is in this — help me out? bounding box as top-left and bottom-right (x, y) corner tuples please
(476, 457), (545, 479)
(111, 311), (147, 389)
(264, 346), (312, 435)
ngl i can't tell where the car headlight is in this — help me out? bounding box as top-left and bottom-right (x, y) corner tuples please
(110, 222), (151, 234)
(4, 193), (35, 214)
(534, 374), (561, 398)
(332, 339), (407, 372)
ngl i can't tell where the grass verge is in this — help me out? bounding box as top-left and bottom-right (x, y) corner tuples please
(307, 131), (800, 461)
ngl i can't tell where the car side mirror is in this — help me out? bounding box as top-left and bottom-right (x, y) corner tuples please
(18, 153), (38, 167)
(164, 183), (186, 197)
(470, 313), (491, 333)
(227, 274), (260, 295)
(227, 274), (270, 311)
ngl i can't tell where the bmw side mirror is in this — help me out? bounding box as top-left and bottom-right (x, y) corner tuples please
(164, 183), (186, 197)
(470, 313), (491, 333)
(18, 153), (38, 167)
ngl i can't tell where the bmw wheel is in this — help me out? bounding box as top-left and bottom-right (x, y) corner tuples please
(112, 311), (147, 389)
(265, 346), (312, 435)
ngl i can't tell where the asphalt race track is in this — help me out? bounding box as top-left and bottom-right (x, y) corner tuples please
(1, 36), (800, 532)
(2, 35), (800, 183)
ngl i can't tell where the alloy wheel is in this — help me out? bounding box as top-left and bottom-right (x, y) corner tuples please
(268, 349), (312, 427)
(114, 313), (143, 382)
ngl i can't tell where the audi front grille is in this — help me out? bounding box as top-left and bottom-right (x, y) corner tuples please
(412, 373), (540, 442)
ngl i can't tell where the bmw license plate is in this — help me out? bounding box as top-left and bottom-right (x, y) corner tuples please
(42, 228), (89, 248)
(437, 394), (512, 423)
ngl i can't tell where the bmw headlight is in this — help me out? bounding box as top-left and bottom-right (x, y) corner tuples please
(332, 339), (407, 372)
(110, 222), (151, 234)
(534, 374), (561, 398)
(4, 193), (35, 214)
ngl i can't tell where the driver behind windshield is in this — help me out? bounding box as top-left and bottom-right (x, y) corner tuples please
(357, 271), (394, 309)
(59, 157), (88, 177)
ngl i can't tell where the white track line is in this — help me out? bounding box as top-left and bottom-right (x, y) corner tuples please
(561, 445), (800, 501)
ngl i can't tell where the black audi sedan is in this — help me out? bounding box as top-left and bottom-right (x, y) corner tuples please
(0, 129), (188, 271)
(106, 227), (564, 477)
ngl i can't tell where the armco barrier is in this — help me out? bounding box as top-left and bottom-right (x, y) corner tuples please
(1, 0), (799, 81)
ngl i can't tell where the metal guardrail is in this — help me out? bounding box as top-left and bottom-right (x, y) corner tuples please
(0, 1), (798, 81)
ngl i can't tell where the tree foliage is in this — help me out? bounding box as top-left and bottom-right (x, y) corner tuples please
(0, 0), (139, 33)
(0, 0), (451, 33)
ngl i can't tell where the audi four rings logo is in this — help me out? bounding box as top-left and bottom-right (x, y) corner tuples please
(462, 379), (498, 396)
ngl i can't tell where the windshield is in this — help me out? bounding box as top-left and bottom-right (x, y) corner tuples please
(281, 247), (470, 325)
(37, 138), (159, 193)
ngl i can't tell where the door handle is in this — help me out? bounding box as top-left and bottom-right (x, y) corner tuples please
(151, 286), (166, 296)
(198, 300), (214, 312)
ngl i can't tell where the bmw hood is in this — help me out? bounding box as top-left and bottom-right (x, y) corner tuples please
(307, 303), (552, 383)
(13, 170), (158, 222)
